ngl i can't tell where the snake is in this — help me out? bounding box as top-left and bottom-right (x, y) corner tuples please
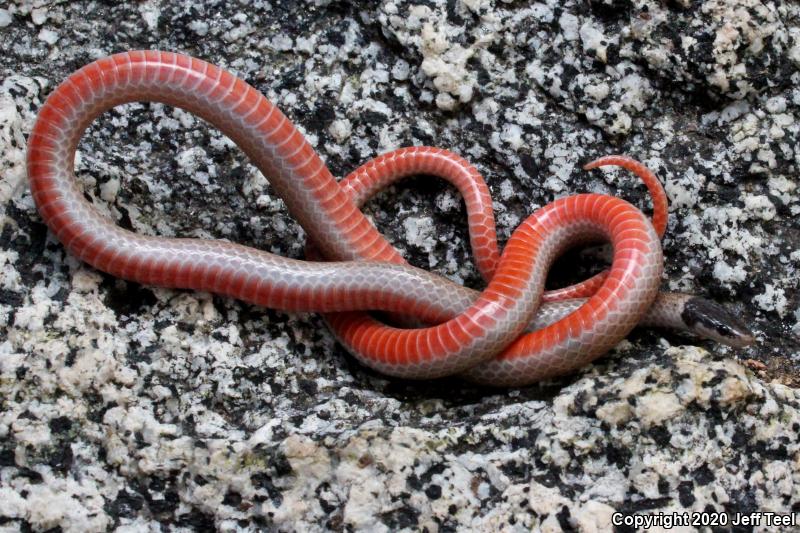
(26, 50), (754, 387)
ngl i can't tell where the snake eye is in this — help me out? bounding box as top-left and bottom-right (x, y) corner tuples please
(681, 297), (755, 348)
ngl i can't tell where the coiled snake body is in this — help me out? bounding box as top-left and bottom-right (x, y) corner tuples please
(27, 51), (753, 386)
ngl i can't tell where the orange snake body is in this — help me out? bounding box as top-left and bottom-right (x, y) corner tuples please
(26, 51), (753, 386)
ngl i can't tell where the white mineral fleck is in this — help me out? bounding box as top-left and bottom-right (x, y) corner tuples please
(37, 28), (58, 45)
(0, 9), (12, 27)
(328, 119), (352, 143)
(580, 21), (608, 62)
(753, 284), (788, 317)
(635, 391), (684, 427)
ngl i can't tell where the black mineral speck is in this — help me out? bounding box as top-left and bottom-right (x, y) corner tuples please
(425, 484), (442, 500)
(677, 481), (696, 507)
(48, 416), (72, 433)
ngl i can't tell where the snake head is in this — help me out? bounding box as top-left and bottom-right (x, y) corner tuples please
(681, 297), (755, 348)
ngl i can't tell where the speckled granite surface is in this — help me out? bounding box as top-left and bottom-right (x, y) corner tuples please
(1, 0), (799, 531)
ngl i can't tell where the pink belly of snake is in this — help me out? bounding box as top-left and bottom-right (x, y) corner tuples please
(27, 50), (666, 386)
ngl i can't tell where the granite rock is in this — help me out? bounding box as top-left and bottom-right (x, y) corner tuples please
(1, 0), (798, 531)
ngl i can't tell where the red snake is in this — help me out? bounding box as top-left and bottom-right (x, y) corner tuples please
(26, 51), (753, 386)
